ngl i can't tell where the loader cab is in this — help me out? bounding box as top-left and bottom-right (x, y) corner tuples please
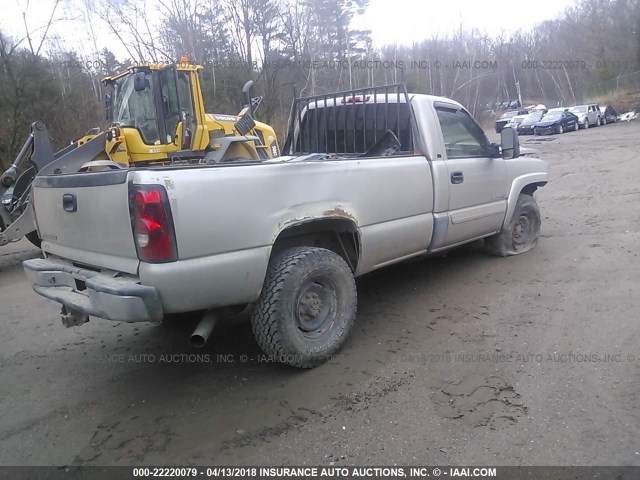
(102, 61), (280, 165)
(103, 62), (207, 161)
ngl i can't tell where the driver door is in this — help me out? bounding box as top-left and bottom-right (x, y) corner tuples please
(435, 104), (509, 246)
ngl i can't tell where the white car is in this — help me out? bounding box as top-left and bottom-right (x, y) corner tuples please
(505, 114), (527, 129)
(569, 104), (602, 129)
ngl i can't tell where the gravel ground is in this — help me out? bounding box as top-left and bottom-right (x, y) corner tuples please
(0, 120), (639, 468)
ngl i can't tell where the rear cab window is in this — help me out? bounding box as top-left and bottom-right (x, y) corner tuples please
(295, 102), (413, 155)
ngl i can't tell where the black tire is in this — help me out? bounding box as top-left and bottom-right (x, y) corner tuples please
(556, 124), (564, 134)
(25, 230), (41, 248)
(574, 122), (579, 131)
(485, 194), (541, 257)
(596, 116), (601, 126)
(251, 247), (357, 368)
(584, 118), (589, 129)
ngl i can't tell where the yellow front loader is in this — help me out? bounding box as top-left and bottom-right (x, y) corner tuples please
(0, 60), (279, 246)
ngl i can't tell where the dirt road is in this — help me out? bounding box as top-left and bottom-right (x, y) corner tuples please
(1, 121), (639, 467)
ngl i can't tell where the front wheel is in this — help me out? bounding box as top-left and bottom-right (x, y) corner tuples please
(485, 194), (541, 257)
(574, 122), (579, 131)
(251, 247), (357, 368)
(584, 119), (590, 129)
(556, 124), (564, 134)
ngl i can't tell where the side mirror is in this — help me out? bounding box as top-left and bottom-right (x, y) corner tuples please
(500, 127), (520, 159)
(134, 72), (146, 92)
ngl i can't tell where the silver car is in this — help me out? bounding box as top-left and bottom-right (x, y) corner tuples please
(569, 104), (602, 128)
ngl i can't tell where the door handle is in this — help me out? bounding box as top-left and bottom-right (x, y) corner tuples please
(62, 193), (77, 212)
(450, 171), (464, 184)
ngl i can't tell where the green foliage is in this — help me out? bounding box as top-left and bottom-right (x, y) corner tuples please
(0, 36), (99, 169)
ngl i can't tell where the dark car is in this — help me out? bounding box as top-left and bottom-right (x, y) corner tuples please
(495, 109), (528, 133)
(517, 110), (546, 135)
(533, 111), (579, 135)
(599, 105), (618, 124)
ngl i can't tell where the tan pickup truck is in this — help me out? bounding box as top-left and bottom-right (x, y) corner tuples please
(24, 84), (548, 368)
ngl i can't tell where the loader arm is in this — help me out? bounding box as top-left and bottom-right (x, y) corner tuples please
(0, 122), (109, 246)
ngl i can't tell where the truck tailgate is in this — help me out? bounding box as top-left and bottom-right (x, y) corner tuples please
(32, 170), (139, 274)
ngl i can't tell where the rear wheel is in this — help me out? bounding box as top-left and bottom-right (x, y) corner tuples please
(596, 116), (601, 126)
(485, 194), (541, 257)
(251, 247), (357, 368)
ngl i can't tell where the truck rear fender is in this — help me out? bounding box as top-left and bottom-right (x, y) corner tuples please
(502, 173), (548, 230)
(271, 215), (361, 273)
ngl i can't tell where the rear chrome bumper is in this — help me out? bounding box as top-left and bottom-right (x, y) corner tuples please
(23, 258), (163, 322)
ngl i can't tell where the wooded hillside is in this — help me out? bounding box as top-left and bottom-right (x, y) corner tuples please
(1, 0), (639, 167)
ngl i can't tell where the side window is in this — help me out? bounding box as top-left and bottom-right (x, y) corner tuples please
(158, 68), (181, 143)
(436, 107), (489, 158)
(176, 72), (194, 120)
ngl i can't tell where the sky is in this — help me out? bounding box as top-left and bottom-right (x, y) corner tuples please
(356, 0), (576, 46)
(1, 0), (578, 60)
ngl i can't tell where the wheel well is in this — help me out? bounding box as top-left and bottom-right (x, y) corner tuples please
(272, 219), (360, 272)
(521, 182), (546, 196)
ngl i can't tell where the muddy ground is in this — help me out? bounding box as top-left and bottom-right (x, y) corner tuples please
(1, 121), (639, 467)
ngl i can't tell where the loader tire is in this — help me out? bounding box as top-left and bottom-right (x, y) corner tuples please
(485, 194), (541, 257)
(251, 247), (357, 368)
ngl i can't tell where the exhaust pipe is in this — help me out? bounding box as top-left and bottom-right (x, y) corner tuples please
(190, 311), (218, 348)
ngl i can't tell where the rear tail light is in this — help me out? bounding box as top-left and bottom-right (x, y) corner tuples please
(129, 185), (177, 262)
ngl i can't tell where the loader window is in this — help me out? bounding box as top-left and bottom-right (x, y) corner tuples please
(158, 70), (195, 145)
(112, 72), (160, 145)
(159, 69), (181, 144)
(177, 72), (194, 120)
